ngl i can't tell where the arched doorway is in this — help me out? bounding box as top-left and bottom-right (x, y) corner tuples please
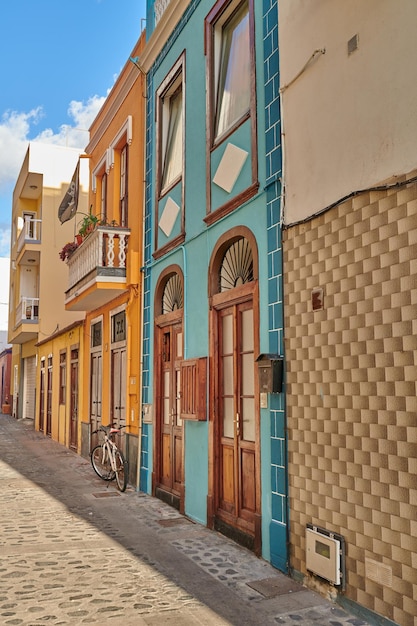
(153, 266), (184, 512)
(208, 229), (261, 553)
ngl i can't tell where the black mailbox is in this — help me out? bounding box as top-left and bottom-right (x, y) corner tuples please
(256, 354), (283, 394)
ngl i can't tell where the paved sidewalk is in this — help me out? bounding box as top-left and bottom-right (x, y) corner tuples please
(0, 415), (370, 626)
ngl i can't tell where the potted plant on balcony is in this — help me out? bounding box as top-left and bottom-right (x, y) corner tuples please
(59, 241), (79, 261)
(78, 212), (99, 239)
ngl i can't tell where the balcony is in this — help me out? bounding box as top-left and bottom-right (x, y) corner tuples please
(154, 0), (170, 25)
(65, 225), (130, 312)
(11, 297), (40, 344)
(16, 218), (42, 266)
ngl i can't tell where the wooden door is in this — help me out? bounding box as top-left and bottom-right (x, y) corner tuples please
(39, 363), (45, 431)
(157, 323), (183, 507)
(90, 352), (102, 450)
(46, 357), (52, 436)
(215, 300), (258, 545)
(23, 356), (36, 420)
(111, 347), (126, 450)
(69, 349), (78, 450)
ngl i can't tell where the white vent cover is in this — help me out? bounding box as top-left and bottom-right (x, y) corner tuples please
(306, 525), (343, 586)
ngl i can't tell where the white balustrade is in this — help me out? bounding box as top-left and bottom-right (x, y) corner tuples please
(17, 218), (42, 252)
(154, 0), (171, 25)
(17, 297), (40, 323)
(67, 226), (130, 290)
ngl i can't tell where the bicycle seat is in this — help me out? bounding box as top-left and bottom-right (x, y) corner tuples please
(110, 428), (119, 434)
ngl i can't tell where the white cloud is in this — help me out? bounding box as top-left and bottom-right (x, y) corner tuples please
(0, 108), (43, 192)
(35, 95), (106, 149)
(0, 95), (107, 256)
(0, 257), (10, 331)
(0, 95), (106, 191)
(0, 226), (11, 257)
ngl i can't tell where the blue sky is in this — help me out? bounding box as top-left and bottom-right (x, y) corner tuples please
(0, 0), (147, 257)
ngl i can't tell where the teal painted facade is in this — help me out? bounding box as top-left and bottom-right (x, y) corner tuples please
(141, 0), (287, 569)
(262, 0), (288, 573)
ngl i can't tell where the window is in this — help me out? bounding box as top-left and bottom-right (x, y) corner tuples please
(205, 0), (258, 224)
(215, 2), (250, 140)
(157, 54), (184, 196)
(100, 172), (107, 223)
(59, 352), (66, 404)
(220, 237), (253, 291)
(206, 0), (252, 145)
(162, 273), (183, 314)
(162, 87), (183, 189)
(91, 321), (102, 348)
(112, 311), (126, 343)
(120, 144), (128, 226)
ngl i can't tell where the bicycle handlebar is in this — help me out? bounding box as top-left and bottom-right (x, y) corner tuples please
(91, 424), (126, 435)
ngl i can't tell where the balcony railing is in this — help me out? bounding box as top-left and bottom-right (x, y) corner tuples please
(17, 218), (42, 253)
(154, 0), (171, 25)
(66, 225), (130, 290)
(17, 297), (39, 324)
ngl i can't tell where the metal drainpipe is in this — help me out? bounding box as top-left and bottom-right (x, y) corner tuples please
(136, 67), (148, 492)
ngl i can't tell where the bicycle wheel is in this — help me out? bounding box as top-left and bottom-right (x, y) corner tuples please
(91, 445), (115, 481)
(114, 449), (127, 492)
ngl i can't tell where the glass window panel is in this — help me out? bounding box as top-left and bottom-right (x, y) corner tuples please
(112, 311), (126, 343)
(223, 397), (234, 438)
(91, 321), (102, 347)
(215, 2), (250, 139)
(241, 308), (253, 351)
(222, 355), (234, 395)
(176, 369), (182, 426)
(222, 313), (233, 354)
(162, 88), (183, 189)
(242, 397), (255, 441)
(176, 332), (183, 359)
(241, 352), (254, 395)
(100, 173), (107, 221)
(163, 371), (170, 424)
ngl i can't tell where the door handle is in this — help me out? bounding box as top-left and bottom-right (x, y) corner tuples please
(234, 413), (240, 436)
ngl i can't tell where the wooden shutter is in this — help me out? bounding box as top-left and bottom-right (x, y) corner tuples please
(180, 357), (207, 421)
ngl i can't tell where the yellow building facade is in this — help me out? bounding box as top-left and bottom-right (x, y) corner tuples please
(35, 321), (85, 449)
(64, 32), (146, 486)
(8, 143), (88, 425)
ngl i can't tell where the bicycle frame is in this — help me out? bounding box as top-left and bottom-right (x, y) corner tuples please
(91, 424), (128, 491)
(100, 436), (119, 472)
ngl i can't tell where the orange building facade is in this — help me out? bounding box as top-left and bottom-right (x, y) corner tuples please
(64, 31), (146, 485)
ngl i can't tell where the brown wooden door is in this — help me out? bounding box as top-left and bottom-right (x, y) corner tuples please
(157, 322), (183, 506)
(39, 364), (45, 431)
(111, 347), (127, 451)
(215, 300), (258, 544)
(46, 358), (52, 436)
(90, 352), (102, 450)
(69, 350), (78, 450)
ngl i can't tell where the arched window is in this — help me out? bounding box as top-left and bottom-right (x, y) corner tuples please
(219, 237), (253, 292)
(161, 272), (183, 314)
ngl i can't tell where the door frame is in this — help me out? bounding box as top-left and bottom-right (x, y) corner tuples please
(110, 307), (127, 452)
(152, 265), (185, 512)
(69, 348), (79, 450)
(89, 317), (103, 451)
(207, 228), (262, 553)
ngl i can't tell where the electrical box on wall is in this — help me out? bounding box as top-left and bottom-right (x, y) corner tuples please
(256, 354), (283, 393)
(306, 524), (345, 587)
(142, 404), (153, 424)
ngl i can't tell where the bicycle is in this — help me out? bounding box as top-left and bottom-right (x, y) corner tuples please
(90, 424), (128, 492)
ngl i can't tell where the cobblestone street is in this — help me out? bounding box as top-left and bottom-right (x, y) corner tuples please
(0, 415), (371, 626)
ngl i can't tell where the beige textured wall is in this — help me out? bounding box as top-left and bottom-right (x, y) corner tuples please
(284, 171), (417, 626)
(279, 0), (417, 225)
